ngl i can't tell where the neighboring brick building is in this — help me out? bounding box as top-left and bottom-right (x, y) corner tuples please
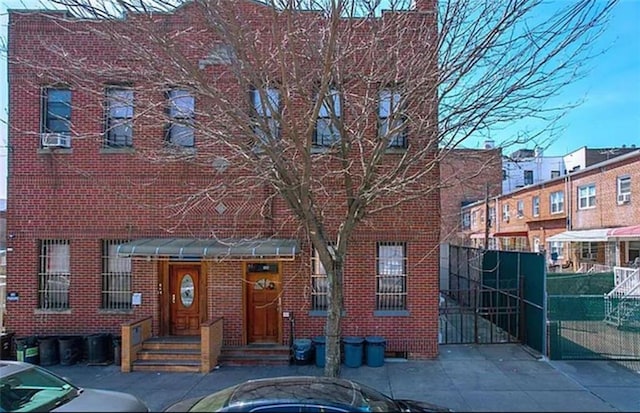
(6, 2), (441, 362)
(460, 150), (640, 271)
(440, 145), (502, 246)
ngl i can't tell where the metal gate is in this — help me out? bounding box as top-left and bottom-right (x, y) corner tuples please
(440, 245), (546, 354)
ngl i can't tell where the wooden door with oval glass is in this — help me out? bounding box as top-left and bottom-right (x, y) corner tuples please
(246, 263), (281, 344)
(169, 265), (200, 335)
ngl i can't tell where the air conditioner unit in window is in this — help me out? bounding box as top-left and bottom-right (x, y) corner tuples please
(617, 193), (631, 204)
(41, 133), (70, 148)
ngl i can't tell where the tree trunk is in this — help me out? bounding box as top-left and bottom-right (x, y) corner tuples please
(324, 257), (344, 377)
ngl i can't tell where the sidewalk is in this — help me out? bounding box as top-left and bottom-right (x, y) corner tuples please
(47, 343), (640, 412)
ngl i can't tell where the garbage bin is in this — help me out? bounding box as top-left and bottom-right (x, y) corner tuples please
(365, 336), (386, 367)
(58, 336), (82, 366)
(86, 333), (108, 365)
(342, 336), (364, 368)
(292, 339), (313, 365)
(1, 332), (15, 360)
(15, 337), (39, 364)
(112, 336), (121, 366)
(38, 336), (59, 366)
(312, 336), (326, 368)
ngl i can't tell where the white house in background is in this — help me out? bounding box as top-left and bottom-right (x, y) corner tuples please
(502, 145), (638, 194)
(502, 147), (565, 193)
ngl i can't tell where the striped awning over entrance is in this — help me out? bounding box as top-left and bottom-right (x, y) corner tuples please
(116, 238), (299, 260)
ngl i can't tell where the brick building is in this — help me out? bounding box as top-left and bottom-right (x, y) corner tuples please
(6, 1), (442, 367)
(460, 150), (640, 271)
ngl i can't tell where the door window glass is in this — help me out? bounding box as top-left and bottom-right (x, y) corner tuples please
(180, 274), (195, 307)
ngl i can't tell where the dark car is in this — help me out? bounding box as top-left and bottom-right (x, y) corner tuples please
(165, 375), (452, 412)
(0, 360), (149, 412)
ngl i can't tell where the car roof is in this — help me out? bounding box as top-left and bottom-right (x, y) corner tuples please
(227, 376), (365, 408)
(0, 361), (34, 377)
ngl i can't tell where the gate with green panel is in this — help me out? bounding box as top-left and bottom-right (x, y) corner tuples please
(441, 246), (546, 354)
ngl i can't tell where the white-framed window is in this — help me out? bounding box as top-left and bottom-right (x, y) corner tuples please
(524, 170), (534, 185)
(102, 240), (132, 310)
(617, 175), (631, 204)
(488, 206), (496, 228)
(310, 247), (330, 311)
(516, 200), (524, 218)
(167, 88), (195, 147)
(376, 242), (407, 311)
(550, 170), (560, 179)
(251, 86), (280, 143)
(581, 242), (598, 260)
(38, 240), (71, 310)
(532, 196), (540, 217)
(462, 211), (471, 229)
(378, 89), (407, 148)
(550, 191), (564, 214)
(471, 210), (478, 229)
(105, 87), (134, 147)
(502, 204), (510, 222)
(314, 87), (341, 146)
(578, 184), (596, 209)
(549, 241), (564, 260)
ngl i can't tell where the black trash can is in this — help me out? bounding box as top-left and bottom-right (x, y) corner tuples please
(312, 336), (326, 368)
(112, 336), (121, 366)
(365, 336), (386, 367)
(1, 332), (15, 360)
(292, 339), (313, 365)
(15, 337), (39, 364)
(342, 336), (364, 368)
(38, 336), (60, 366)
(58, 336), (82, 366)
(86, 333), (109, 365)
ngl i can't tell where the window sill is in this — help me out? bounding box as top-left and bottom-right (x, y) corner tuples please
(308, 310), (346, 317)
(374, 310), (410, 317)
(37, 148), (72, 155)
(34, 309), (72, 315)
(384, 147), (407, 154)
(100, 147), (135, 154)
(99, 309), (135, 315)
(577, 206), (596, 211)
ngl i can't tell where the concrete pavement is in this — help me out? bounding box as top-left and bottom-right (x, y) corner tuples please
(46, 343), (640, 412)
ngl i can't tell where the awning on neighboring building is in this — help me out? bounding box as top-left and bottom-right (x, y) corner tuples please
(546, 228), (612, 243)
(607, 225), (640, 239)
(116, 238), (299, 260)
(492, 231), (528, 237)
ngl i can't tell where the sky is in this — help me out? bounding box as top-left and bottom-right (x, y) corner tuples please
(0, 0), (639, 201)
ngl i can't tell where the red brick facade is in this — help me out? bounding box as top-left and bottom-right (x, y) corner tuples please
(461, 151), (640, 269)
(6, 3), (441, 358)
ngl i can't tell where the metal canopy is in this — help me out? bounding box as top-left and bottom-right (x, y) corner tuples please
(116, 238), (299, 259)
(546, 228), (612, 243)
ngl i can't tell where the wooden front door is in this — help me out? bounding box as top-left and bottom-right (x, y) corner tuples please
(246, 263), (281, 343)
(169, 265), (201, 335)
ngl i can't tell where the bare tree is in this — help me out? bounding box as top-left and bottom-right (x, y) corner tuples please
(7, 0), (616, 377)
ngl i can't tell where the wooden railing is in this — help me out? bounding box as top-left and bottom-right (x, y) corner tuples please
(200, 317), (223, 373)
(121, 316), (152, 373)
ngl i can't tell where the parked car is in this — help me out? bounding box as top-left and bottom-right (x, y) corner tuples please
(0, 360), (148, 412)
(165, 375), (452, 412)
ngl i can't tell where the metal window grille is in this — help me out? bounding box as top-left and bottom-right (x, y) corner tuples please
(38, 240), (70, 310)
(311, 248), (329, 311)
(376, 242), (407, 311)
(102, 240), (132, 310)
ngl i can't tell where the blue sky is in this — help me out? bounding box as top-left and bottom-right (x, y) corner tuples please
(0, 0), (639, 200)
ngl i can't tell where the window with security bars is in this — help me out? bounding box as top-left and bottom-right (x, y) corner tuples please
(102, 240), (132, 310)
(310, 247), (329, 311)
(38, 240), (70, 310)
(376, 242), (407, 311)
